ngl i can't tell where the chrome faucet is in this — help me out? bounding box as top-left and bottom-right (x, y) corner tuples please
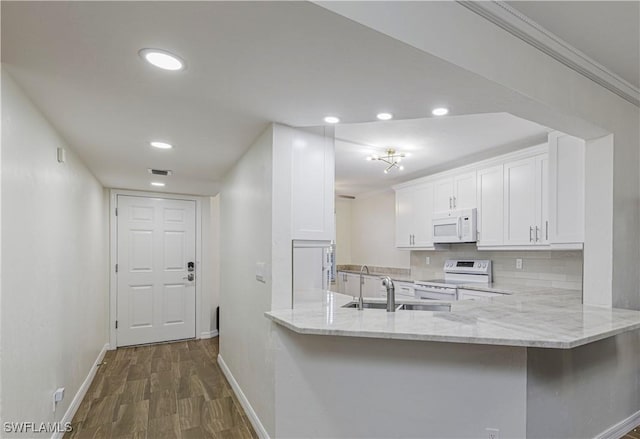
(358, 265), (369, 311)
(382, 276), (395, 312)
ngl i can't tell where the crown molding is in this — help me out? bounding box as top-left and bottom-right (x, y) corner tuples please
(458, 1), (640, 107)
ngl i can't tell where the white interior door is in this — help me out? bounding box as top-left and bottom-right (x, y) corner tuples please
(116, 195), (196, 347)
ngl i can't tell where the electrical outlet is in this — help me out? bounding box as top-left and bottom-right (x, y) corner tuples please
(52, 387), (65, 412)
(256, 262), (266, 283)
(516, 258), (523, 270)
(425, 256), (430, 265)
(486, 428), (499, 439)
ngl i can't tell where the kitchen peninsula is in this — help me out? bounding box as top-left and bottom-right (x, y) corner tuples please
(265, 287), (640, 438)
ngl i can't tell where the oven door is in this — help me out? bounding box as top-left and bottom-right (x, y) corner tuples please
(432, 216), (461, 243)
(415, 285), (457, 301)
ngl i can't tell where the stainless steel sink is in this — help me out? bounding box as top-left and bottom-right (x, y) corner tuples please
(342, 301), (451, 312)
(397, 303), (451, 312)
(342, 301), (390, 310)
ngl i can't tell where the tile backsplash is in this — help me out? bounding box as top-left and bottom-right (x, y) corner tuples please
(411, 245), (583, 290)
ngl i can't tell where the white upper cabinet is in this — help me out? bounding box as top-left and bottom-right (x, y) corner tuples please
(395, 183), (434, 249)
(433, 171), (477, 212)
(503, 151), (548, 247)
(548, 132), (585, 246)
(290, 128), (335, 240)
(476, 165), (504, 247)
(453, 171), (477, 210)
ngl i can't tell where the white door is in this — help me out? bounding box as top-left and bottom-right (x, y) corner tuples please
(453, 171), (477, 209)
(535, 155), (549, 244)
(477, 165), (504, 247)
(116, 195), (196, 347)
(433, 178), (454, 212)
(504, 157), (537, 245)
(395, 188), (414, 247)
(413, 183), (434, 247)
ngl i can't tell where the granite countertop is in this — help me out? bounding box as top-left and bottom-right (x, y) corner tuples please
(266, 287), (640, 349)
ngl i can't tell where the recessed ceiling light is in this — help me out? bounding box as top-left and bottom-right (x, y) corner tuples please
(151, 182), (166, 187)
(139, 48), (185, 71)
(432, 107), (449, 116)
(150, 141), (173, 150)
(324, 116), (340, 124)
(376, 112), (393, 121)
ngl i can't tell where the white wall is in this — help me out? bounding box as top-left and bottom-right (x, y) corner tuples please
(219, 125), (276, 436)
(200, 195), (220, 336)
(348, 189), (410, 269)
(1, 71), (108, 428)
(274, 326), (527, 438)
(334, 198), (352, 265)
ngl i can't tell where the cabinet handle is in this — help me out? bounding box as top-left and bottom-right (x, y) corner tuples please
(535, 226), (540, 242)
(449, 197), (452, 209)
(453, 196), (457, 209)
(545, 221), (549, 241)
(529, 226), (534, 242)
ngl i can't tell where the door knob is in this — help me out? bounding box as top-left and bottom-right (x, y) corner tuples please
(183, 273), (195, 282)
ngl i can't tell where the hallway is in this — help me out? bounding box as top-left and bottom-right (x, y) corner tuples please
(65, 338), (257, 439)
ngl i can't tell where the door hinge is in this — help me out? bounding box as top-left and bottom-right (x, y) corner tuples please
(115, 264), (118, 273)
(115, 207), (118, 216)
(115, 320), (118, 329)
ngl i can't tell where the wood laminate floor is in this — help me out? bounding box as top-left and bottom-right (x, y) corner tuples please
(624, 426), (640, 439)
(65, 337), (257, 439)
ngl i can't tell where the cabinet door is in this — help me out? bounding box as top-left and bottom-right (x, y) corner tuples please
(433, 178), (454, 213)
(453, 171), (477, 209)
(291, 127), (334, 240)
(413, 183), (434, 247)
(504, 157), (537, 245)
(535, 155), (549, 244)
(395, 188), (414, 248)
(548, 133), (585, 244)
(345, 273), (361, 297)
(477, 165), (504, 246)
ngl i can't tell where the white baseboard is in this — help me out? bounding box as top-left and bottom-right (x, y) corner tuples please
(217, 354), (270, 439)
(200, 329), (219, 339)
(52, 343), (109, 439)
(595, 409), (640, 439)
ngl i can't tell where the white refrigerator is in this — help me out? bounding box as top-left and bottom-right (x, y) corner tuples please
(292, 240), (333, 300)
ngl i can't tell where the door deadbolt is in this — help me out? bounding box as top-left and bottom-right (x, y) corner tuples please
(188, 262), (195, 272)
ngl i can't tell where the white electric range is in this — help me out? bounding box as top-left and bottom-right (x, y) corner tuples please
(414, 259), (492, 301)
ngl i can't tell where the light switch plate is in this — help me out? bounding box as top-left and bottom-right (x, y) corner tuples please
(425, 256), (430, 265)
(256, 262), (266, 283)
(516, 258), (523, 270)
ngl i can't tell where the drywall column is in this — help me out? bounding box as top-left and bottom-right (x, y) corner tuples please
(583, 135), (614, 307)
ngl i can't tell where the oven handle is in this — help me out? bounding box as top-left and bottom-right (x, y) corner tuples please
(457, 216), (462, 239)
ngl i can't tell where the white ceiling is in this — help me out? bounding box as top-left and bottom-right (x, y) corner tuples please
(335, 113), (550, 195)
(2, 2), (601, 196)
(507, 1), (640, 89)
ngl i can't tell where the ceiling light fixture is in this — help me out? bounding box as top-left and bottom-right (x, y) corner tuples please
(432, 107), (449, 116)
(366, 148), (406, 174)
(376, 112), (393, 121)
(139, 48), (185, 71)
(324, 116), (340, 124)
(150, 141), (173, 149)
(150, 182), (166, 187)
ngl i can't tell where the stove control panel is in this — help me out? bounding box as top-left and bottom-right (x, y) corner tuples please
(443, 259), (491, 275)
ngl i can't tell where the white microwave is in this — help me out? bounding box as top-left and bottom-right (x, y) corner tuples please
(432, 208), (477, 243)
